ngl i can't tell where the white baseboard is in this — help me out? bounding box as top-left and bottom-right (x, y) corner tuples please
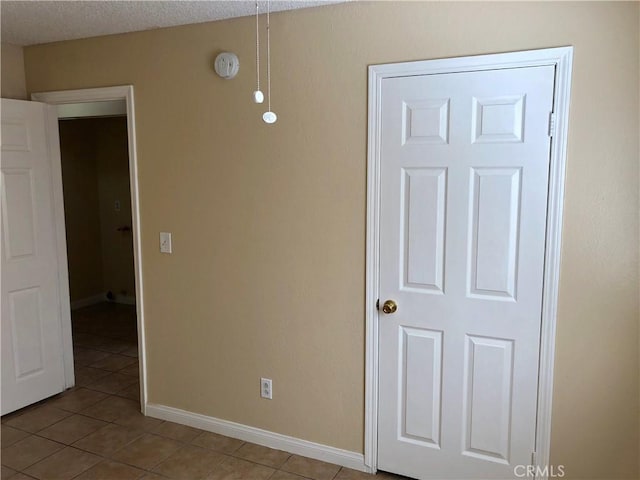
(145, 403), (370, 473)
(70, 293), (106, 310)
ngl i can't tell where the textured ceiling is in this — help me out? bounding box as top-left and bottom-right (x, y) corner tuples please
(1, 1), (345, 46)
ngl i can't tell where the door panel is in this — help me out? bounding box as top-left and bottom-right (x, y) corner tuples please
(1, 99), (66, 415)
(378, 66), (554, 479)
(401, 167), (446, 293)
(463, 335), (514, 463)
(468, 167), (521, 299)
(2, 168), (37, 258)
(400, 326), (443, 447)
(8, 287), (45, 379)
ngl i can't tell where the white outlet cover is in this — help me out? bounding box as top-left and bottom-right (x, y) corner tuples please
(160, 232), (172, 253)
(260, 377), (272, 399)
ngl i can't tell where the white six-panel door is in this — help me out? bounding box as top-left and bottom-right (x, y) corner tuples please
(377, 66), (555, 479)
(1, 99), (67, 414)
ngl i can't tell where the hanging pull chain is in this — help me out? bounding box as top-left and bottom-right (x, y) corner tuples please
(266, 0), (271, 112)
(253, 1), (264, 104)
(262, 0), (277, 123)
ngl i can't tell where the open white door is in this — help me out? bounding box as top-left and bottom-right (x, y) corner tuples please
(377, 66), (555, 479)
(1, 99), (70, 415)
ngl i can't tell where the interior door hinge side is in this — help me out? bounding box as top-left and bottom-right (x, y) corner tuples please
(548, 112), (556, 137)
(531, 450), (537, 466)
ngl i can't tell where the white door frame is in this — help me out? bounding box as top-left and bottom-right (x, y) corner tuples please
(31, 86), (148, 413)
(365, 47), (573, 476)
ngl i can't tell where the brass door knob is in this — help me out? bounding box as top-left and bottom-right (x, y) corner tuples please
(382, 300), (397, 314)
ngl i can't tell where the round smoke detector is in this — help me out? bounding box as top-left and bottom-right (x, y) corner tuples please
(214, 52), (240, 79)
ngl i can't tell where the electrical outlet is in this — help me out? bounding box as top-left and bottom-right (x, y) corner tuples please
(260, 378), (272, 399)
(159, 232), (172, 253)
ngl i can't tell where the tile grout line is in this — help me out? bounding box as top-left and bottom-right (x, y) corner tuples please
(8, 412), (346, 480)
(6, 421), (338, 480)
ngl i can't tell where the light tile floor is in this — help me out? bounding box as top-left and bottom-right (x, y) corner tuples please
(1, 303), (409, 480)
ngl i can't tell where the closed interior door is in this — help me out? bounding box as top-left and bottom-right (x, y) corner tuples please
(377, 66), (555, 479)
(1, 99), (66, 414)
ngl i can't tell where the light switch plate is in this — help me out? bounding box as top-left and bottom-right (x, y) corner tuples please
(160, 232), (172, 253)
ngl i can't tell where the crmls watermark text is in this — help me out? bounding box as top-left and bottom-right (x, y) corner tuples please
(514, 465), (565, 478)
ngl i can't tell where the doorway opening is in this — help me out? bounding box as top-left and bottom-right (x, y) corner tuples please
(58, 107), (139, 403)
(32, 86), (146, 412)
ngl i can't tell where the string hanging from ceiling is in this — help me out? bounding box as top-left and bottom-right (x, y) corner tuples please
(254, 0), (277, 124)
(253, 0), (264, 104)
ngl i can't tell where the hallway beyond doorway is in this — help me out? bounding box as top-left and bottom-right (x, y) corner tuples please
(71, 302), (139, 396)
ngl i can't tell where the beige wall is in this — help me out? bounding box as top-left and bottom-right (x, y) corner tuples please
(23, 2), (639, 478)
(1, 43), (27, 99)
(59, 120), (104, 301)
(60, 117), (135, 302)
(95, 117), (136, 300)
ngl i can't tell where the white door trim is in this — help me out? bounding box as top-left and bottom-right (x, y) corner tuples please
(365, 47), (573, 476)
(31, 86), (148, 414)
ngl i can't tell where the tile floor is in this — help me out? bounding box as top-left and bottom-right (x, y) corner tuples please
(1, 303), (408, 480)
